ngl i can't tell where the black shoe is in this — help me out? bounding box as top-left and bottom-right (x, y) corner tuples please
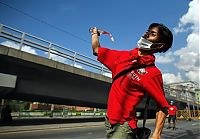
(173, 127), (176, 130)
(167, 127), (171, 129)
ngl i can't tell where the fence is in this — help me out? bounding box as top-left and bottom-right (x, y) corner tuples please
(10, 111), (106, 118)
(176, 110), (200, 120)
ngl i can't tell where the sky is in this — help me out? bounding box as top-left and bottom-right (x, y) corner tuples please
(0, 0), (199, 85)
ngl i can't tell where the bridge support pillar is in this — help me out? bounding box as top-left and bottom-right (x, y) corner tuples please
(0, 100), (12, 122)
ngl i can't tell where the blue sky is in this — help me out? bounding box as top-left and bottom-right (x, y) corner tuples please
(0, 0), (199, 84)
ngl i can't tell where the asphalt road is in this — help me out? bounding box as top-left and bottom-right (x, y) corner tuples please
(0, 118), (199, 139)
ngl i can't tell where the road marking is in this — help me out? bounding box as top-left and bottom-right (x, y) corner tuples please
(192, 123), (200, 126)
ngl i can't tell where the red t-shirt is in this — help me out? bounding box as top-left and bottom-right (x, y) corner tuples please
(97, 47), (169, 129)
(168, 105), (177, 115)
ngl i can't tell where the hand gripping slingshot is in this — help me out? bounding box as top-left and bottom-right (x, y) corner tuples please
(89, 27), (114, 42)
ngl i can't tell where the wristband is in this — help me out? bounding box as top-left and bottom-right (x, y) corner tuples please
(91, 33), (98, 35)
(91, 32), (100, 36)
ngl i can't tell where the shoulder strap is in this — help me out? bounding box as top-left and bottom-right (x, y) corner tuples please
(143, 95), (150, 128)
(112, 64), (155, 128)
(111, 64), (153, 128)
(112, 64), (155, 83)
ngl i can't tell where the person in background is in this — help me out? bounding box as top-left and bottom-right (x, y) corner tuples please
(1, 105), (12, 122)
(90, 23), (173, 139)
(167, 100), (178, 130)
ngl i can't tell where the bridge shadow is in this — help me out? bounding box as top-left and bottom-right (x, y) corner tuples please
(0, 117), (105, 126)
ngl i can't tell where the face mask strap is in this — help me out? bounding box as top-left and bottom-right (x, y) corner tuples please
(150, 43), (164, 51)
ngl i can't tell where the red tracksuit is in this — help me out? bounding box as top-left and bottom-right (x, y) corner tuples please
(97, 47), (169, 129)
(168, 105), (177, 116)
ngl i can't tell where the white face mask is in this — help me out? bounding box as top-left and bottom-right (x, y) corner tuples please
(137, 37), (153, 50)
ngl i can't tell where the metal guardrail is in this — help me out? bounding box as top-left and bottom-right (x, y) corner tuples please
(0, 24), (111, 75)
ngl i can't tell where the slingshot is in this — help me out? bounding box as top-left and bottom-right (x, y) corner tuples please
(89, 27), (114, 42)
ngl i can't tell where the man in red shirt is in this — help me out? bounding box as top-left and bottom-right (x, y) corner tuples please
(91, 23), (173, 139)
(167, 101), (178, 130)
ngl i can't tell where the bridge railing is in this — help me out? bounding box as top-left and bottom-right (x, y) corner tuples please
(0, 24), (111, 76)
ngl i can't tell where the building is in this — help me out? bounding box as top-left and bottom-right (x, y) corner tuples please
(164, 81), (199, 110)
(29, 102), (94, 112)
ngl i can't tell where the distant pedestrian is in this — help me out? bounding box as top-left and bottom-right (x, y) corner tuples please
(167, 101), (177, 130)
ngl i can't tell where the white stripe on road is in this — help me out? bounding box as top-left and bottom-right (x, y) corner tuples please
(0, 124), (104, 135)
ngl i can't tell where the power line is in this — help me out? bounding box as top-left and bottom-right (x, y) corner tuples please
(0, 1), (90, 44)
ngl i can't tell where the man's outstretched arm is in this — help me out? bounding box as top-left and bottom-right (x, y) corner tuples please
(150, 107), (168, 139)
(91, 28), (100, 55)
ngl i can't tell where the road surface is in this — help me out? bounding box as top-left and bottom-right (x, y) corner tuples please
(0, 118), (199, 139)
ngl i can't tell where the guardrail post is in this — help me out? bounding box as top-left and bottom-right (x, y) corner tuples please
(73, 52), (77, 66)
(19, 33), (25, 51)
(48, 43), (52, 59)
(0, 24), (3, 35)
(101, 64), (104, 75)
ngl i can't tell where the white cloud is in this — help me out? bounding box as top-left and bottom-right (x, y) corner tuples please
(163, 72), (183, 84)
(1, 40), (37, 55)
(21, 46), (37, 55)
(48, 49), (67, 63)
(47, 48), (85, 70)
(102, 72), (112, 78)
(1, 41), (19, 49)
(155, 52), (175, 64)
(185, 70), (200, 83)
(173, 0), (199, 34)
(72, 63), (84, 69)
(173, 0), (199, 83)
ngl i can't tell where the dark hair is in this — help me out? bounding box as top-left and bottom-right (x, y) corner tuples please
(149, 23), (173, 53)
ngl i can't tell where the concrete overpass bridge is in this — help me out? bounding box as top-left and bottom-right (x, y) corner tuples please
(0, 24), (199, 111)
(0, 45), (112, 108)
